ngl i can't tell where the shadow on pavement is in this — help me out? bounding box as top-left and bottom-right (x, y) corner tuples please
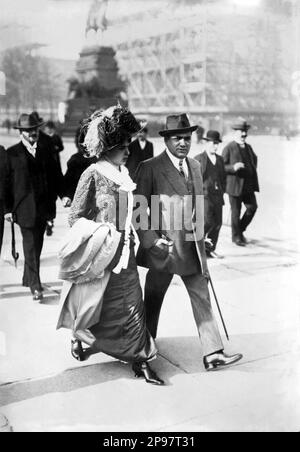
(0, 332), (298, 407)
(40, 295), (60, 306)
(0, 356), (173, 407)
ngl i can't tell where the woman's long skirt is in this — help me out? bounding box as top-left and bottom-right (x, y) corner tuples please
(57, 250), (157, 363)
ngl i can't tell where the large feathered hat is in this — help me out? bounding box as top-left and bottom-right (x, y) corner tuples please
(82, 104), (145, 157)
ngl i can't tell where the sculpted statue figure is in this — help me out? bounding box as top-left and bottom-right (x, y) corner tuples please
(86, 0), (109, 44)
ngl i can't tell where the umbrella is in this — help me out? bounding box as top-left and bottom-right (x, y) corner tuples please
(11, 219), (19, 268)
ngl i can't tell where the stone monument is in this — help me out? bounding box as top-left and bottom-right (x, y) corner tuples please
(64, 0), (126, 135)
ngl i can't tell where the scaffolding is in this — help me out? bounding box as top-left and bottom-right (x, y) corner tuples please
(82, 0), (298, 130)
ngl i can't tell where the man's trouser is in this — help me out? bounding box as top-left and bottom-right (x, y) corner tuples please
(229, 192), (257, 242)
(20, 221), (47, 293)
(144, 269), (224, 357)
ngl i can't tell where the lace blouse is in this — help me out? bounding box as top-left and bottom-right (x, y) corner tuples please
(69, 165), (127, 231)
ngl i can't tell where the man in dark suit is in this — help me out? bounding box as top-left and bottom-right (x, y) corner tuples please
(126, 127), (154, 178)
(135, 114), (242, 371)
(63, 124), (97, 202)
(222, 120), (259, 246)
(195, 130), (226, 259)
(0, 144), (7, 256)
(44, 120), (64, 172)
(4, 113), (68, 300)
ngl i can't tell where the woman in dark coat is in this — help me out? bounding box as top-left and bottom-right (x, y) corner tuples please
(57, 105), (164, 386)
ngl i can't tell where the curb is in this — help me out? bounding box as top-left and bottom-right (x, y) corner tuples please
(0, 414), (12, 432)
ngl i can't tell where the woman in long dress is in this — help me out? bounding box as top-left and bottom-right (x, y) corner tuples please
(57, 105), (164, 386)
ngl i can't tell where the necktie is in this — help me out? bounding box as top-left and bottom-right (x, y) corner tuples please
(179, 159), (186, 179)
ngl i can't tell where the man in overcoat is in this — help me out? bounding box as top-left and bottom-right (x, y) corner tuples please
(195, 130), (226, 258)
(134, 114), (242, 371)
(63, 124), (97, 202)
(126, 127), (154, 178)
(5, 113), (68, 300)
(222, 120), (259, 246)
(0, 144), (7, 256)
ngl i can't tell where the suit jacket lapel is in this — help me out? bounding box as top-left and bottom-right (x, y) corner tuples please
(200, 152), (208, 175)
(245, 143), (256, 168)
(18, 142), (30, 166)
(187, 157), (203, 195)
(233, 142), (242, 161)
(161, 151), (189, 196)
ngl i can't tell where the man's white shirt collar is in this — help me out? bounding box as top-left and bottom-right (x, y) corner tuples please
(138, 139), (146, 150)
(234, 139), (246, 148)
(206, 150), (217, 165)
(166, 148), (188, 176)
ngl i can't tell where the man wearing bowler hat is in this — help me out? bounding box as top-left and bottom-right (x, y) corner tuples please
(4, 112), (68, 300)
(195, 130), (226, 259)
(222, 120), (259, 246)
(134, 113), (242, 371)
(126, 126), (154, 179)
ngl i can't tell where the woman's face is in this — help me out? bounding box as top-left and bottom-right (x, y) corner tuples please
(107, 139), (131, 166)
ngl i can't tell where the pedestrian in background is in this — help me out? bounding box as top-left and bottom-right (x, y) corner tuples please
(32, 112), (65, 236)
(4, 113), (69, 301)
(0, 144), (7, 256)
(196, 124), (205, 143)
(195, 130), (226, 259)
(126, 126), (154, 179)
(63, 123), (97, 204)
(222, 120), (259, 246)
(44, 120), (64, 172)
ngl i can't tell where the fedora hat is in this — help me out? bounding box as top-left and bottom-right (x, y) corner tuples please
(159, 113), (198, 137)
(203, 130), (222, 143)
(232, 120), (251, 132)
(14, 113), (44, 130)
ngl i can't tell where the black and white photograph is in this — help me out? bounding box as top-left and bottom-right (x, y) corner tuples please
(0, 0), (299, 434)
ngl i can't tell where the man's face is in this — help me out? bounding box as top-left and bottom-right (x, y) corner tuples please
(137, 130), (147, 141)
(235, 130), (248, 145)
(44, 126), (54, 137)
(206, 140), (219, 155)
(165, 132), (192, 159)
(21, 128), (39, 145)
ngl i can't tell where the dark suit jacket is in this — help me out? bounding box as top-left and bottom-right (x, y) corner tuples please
(194, 152), (226, 204)
(5, 139), (65, 228)
(0, 146), (7, 201)
(126, 139), (154, 178)
(134, 151), (208, 276)
(222, 141), (259, 197)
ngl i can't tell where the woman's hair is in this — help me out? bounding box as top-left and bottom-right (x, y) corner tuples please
(82, 105), (143, 158)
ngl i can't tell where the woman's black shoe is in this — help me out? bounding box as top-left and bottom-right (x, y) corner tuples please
(132, 362), (165, 386)
(71, 339), (84, 361)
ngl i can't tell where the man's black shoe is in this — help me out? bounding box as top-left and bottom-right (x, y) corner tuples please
(241, 234), (248, 244)
(233, 239), (246, 247)
(210, 251), (224, 259)
(32, 290), (43, 301)
(203, 352), (243, 371)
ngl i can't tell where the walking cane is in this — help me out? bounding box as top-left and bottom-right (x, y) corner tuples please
(192, 210), (229, 340)
(11, 218), (19, 268)
(208, 273), (229, 341)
